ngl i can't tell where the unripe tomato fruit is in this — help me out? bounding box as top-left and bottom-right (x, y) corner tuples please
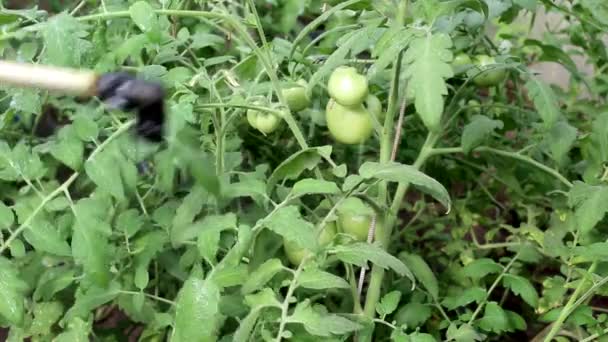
(247, 104), (282, 135)
(471, 55), (507, 87)
(337, 197), (377, 242)
(283, 222), (337, 266)
(326, 99), (373, 145)
(364, 94), (383, 119)
(282, 79), (310, 112)
(327, 66), (369, 107)
(452, 53), (472, 74)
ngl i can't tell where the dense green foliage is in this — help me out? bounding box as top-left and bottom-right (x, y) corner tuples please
(0, 0), (608, 341)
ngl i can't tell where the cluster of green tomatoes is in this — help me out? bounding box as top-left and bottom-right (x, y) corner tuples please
(247, 66), (381, 145)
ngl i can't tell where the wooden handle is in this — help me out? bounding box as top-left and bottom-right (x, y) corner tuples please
(0, 60), (98, 96)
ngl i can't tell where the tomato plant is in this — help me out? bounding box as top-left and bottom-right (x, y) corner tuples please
(0, 1), (606, 342)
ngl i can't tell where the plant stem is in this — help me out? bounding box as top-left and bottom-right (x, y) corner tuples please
(543, 262), (598, 342)
(430, 146), (573, 188)
(363, 132), (438, 318)
(275, 258), (307, 342)
(468, 250), (521, 323)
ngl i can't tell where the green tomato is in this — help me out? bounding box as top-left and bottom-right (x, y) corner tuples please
(452, 53), (472, 74)
(327, 66), (369, 107)
(326, 99), (373, 145)
(337, 197), (377, 242)
(364, 94), (383, 119)
(283, 222), (337, 266)
(339, 213), (372, 242)
(471, 55), (507, 87)
(282, 79), (310, 112)
(247, 106), (282, 135)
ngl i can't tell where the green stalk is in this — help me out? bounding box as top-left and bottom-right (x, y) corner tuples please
(430, 146), (573, 188)
(543, 262), (598, 342)
(363, 132), (438, 318)
(361, 0), (410, 321)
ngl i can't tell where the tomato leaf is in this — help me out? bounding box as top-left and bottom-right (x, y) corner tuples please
(376, 291), (401, 316)
(286, 300), (361, 336)
(332, 242), (414, 280)
(264, 206), (317, 251)
(267, 146), (333, 193)
(502, 274), (539, 308)
(403, 32), (454, 132)
(290, 178), (341, 197)
(241, 258), (285, 295)
(525, 77), (561, 129)
(568, 182), (608, 234)
(461, 115), (504, 154)
(359, 162), (451, 212)
(400, 253), (439, 299)
(173, 274), (221, 341)
(298, 268), (350, 290)
(0, 257), (28, 326)
(462, 258), (503, 278)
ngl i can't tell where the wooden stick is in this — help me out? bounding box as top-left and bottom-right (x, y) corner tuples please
(0, 60), (98, 97)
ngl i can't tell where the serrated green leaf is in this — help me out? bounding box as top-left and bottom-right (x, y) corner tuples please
(64, 283), (120, 322)
(0, 257), (28, 326)
(30, 302), (64, 337)
(50, 126), (84, 170)
(233, 308), (262, 342)
(441, 287), (486, 310)
(42, 13), (90, 67)
(403, 32), (453, 131)
(53, 317), (91, 342)
(463, 258), (503, 278)
(0, 201), (14, 229)
(267, 146), (332, 192)
(73, 114), (98, 142)
(400, 253), (439, 299)
(264, 206), (317, 251)
(287, 300), (362, 337)
(478, 302), (509, 333)
(173, 213), (237, 246)
(525, 77), (561, 129)
(72, 214), (111, 287)
(359, 162), (451, 211)
(244, 288), (282, 309)
(85, 150), (124, 201)
(173, 275), (220, 341)
(129, 1), (159, 32)
(546, 121), (577, 165)
(368, 27), (414, 79)
(242, 258), (285, 295)
(568, 182), (608, 234)
(377, 291), (401, 316)
(333, 242), (414, 280)
(395, 302), (432, 329)
(446, 323), (486, 342)
(198, 228), (221, 265)
(23, 218), (71, 256)
(291, 179), (341, 197)
(503, 274), (538, 308)
(461, 115), (503, 153)
(298, 269), (350, 290)
(581, 0), (608, 26)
